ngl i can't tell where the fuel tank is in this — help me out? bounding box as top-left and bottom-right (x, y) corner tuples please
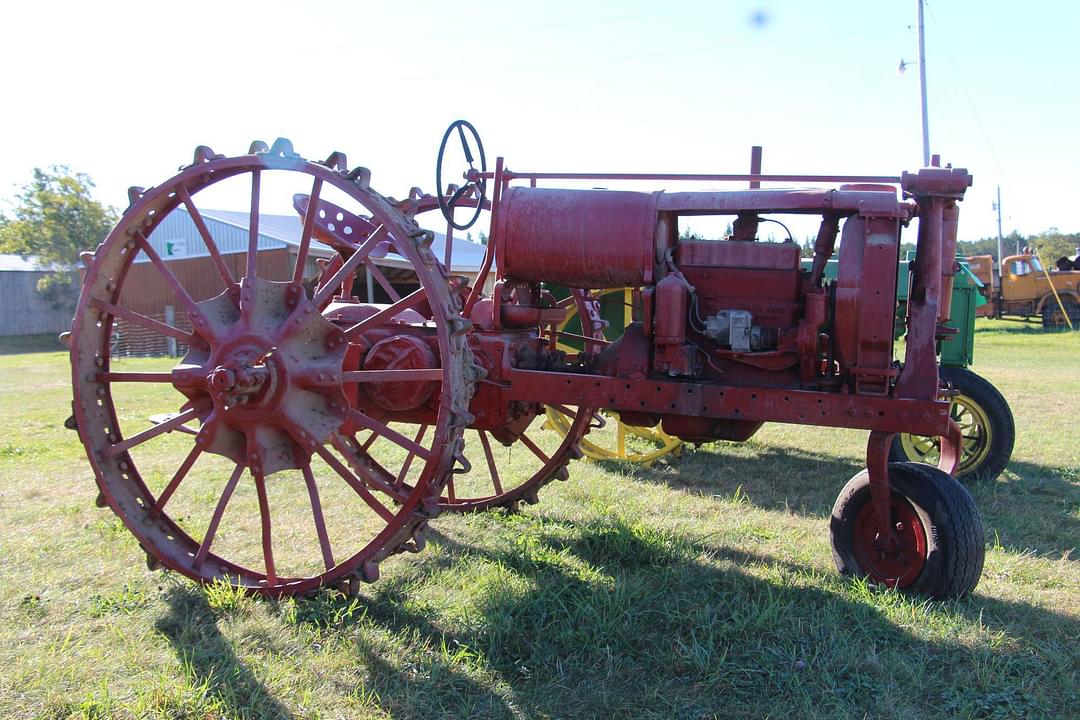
(495, 187), (669, 288)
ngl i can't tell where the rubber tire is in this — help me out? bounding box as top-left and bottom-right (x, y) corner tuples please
(1041, 296), (1080, 329)
(888, 366), (1015, 483)
(830, 462), (985, 599)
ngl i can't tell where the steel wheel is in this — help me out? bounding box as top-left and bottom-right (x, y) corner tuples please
(890, 366), (1014, 482)
(70, 141), (473, 595)
(302, 190), (594, 512)
(545, 288), (683, 465)
(545, 408), (683, 466)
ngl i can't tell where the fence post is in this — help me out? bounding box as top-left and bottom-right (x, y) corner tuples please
(164, 305), (177, 357)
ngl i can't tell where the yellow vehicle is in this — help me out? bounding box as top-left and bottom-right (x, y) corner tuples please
(968, 252), (1080, 327)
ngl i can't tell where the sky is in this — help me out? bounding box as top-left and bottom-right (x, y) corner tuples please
(0, 0), (1075, 242)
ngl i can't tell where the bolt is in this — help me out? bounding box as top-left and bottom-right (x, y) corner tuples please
(210, 367), (236, 392)
(895, 521), (905, 532)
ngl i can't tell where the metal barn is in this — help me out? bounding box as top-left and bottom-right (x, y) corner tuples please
(0, 255), (76, 336)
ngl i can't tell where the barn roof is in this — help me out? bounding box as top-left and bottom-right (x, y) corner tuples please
(143, 208), (488, 273)
(0, 254), (60, 272)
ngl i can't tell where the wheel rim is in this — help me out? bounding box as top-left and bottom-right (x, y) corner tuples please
(70, 143), (472, 594)
(851, 493), (928, 588)
(898, 391), (993, 475)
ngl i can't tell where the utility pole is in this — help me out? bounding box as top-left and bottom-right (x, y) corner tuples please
(917, 0), (930, 167)
(994, 186), (1004, 278)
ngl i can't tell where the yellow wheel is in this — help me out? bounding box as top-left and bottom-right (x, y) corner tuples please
(890, 366), (1014, 483)
(544, 287), (684, 465)
(544, 408), (684, 465)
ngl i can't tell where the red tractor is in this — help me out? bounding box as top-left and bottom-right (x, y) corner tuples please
(68, 123), (982, 599)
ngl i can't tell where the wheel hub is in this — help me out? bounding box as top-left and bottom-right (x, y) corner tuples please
(854, 496), (927, 588)
(362, 335), (439, 411)
(208, 354), (273, 408)
(174, 279), (350, 475)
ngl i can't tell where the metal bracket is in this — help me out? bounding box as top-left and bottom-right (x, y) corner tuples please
(866, 430), (899, 550)
(937, 417), (963, 476)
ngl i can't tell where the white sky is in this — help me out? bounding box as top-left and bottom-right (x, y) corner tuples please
(0, 0), (1075, 242)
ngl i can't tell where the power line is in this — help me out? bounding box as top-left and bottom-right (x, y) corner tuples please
(923, 0), (1003, 179)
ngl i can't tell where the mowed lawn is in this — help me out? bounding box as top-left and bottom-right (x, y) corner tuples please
(0, 322), (1077, 720)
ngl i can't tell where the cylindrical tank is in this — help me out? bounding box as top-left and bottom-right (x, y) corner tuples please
(495, 187), (662, 288)
(653, 272), (690, 345)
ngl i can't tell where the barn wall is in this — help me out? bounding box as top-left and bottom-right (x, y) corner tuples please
(110, 250), (290, 355)
(119, 249), (291, 315)
(0, 271), (78, 335)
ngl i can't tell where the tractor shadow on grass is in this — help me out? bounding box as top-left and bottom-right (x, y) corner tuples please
(289, 583), (520, 719)
(287, 518), (1079, 719)
(155, 586), (293, 719)
(605, 441), (863, 519)
(612, 443), (1080, 560)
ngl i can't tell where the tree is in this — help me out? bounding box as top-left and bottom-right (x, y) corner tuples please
(0, 166), (117, 311)
(1029, 228), (1080, 265)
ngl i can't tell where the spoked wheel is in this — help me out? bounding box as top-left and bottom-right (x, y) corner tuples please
(302, 187), (595, 512)
(889, 366), (1014, 483)
(830, 462), (985, 599)
(70, 141), (474, 595)
(545, 287), (683, 465)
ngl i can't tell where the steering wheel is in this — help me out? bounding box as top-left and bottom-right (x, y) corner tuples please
(436, 119), (487, 230)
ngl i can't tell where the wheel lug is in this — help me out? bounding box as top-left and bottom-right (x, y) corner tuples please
(895, 521), (905, 532)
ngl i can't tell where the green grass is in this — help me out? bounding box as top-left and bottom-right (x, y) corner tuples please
(0, 321), (1078, 719)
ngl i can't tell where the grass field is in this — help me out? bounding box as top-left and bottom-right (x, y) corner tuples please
(0, 321), (1077, 719)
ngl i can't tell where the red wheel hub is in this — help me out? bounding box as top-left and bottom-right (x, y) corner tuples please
(361, 335), (439, 412)
(852, 494), (927, 588)
(171, 279), (350, 476)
